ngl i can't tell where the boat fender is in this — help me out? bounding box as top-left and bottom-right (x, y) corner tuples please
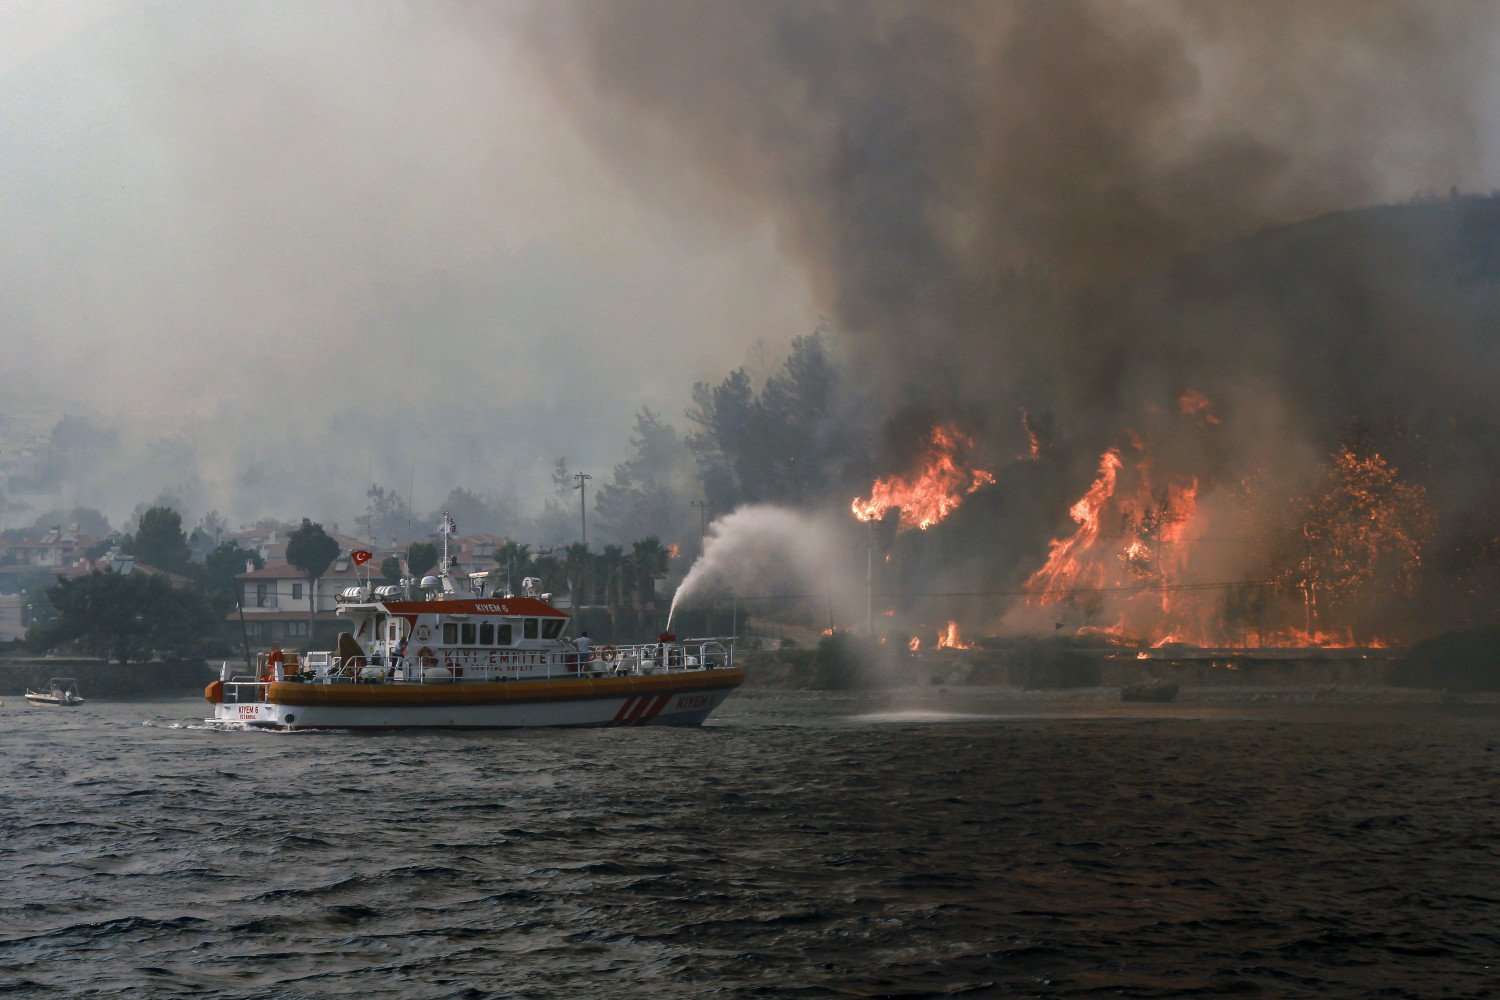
(205, 679), (224, 704)
(600, 645), (619, 663)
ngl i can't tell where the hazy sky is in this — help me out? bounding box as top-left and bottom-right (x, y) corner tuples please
(0, 0), (816, 527)
(6, 1), (1500, 537)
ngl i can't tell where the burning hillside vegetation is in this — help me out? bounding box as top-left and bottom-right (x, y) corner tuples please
(532, 5), (1500, 651)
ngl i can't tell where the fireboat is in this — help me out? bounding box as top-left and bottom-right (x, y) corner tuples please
(205, 531), (741, 731)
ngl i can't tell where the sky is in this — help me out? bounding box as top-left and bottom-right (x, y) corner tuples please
(0, 0), (817, 529)
(5, 0), (1500, 539)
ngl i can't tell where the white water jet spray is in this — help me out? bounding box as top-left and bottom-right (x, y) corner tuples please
(667, 505), (860, 633)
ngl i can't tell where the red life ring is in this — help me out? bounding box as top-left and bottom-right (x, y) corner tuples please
(599, 645), (619, 663)
(415, 646), (436, 668)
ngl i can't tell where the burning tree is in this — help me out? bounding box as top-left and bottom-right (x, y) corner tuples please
(851, 424), (994, 531)
(1283, 448), (1434, 638)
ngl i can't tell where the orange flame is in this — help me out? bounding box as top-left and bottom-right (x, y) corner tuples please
(852, 424), (995, 531)
(908, 636), (921, 652)
(667, 543), (681, 560)
(1014, 434), (1419, 648)
(1020, 409), (1042, 461)
(936, 620), (972, 649)
(1024, 449), (1121, 603)
(1178, 387), (1222, 426)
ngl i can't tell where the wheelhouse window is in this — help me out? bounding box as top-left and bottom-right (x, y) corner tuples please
(542, 619), (564, 640)
(461, 623), (476, 645)
(523, 618), (538, 640)
(479, 622), (494, 645)
(496, 623), (513, 645)
(443, 622), (458, 644)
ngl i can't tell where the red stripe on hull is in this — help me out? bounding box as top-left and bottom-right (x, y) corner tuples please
(635, 692), (673, 725)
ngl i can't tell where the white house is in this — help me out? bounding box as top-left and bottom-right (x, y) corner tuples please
(232, 557), (370, 645)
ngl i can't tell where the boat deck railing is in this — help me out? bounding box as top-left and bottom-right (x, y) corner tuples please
(219, 637), (734, 704)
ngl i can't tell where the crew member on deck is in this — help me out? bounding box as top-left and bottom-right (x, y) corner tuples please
(265, 642), (285, 682)
(574, 630), (592, 668)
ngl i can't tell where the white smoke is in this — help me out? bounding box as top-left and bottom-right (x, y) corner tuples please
(668, 504), (861, 630)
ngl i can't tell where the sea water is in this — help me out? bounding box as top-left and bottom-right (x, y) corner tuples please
(1, 689), (1496, 996)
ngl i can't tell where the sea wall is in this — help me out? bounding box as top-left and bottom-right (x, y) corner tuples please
(0, 658), (214, 699)
(741, 647), (1401, 691)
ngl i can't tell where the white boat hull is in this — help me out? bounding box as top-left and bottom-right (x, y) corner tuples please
(209, 670), (742, 731)
(25, 694), (83, 707)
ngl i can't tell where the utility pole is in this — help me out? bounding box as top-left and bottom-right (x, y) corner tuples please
(691, 499), (711, 540)
(574, 472), (592, 544)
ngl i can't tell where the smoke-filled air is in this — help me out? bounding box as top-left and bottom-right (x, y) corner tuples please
(4, 1), (1500, 651)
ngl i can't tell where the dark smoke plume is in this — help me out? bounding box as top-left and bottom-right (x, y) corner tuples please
(520, 1), (1500, 635)
(523, 1), (1491, 410)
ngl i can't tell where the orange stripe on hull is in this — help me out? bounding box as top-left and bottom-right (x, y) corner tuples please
(263, 668), (744, 709)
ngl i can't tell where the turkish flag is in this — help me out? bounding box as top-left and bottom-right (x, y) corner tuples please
(351, 550), (373, 566)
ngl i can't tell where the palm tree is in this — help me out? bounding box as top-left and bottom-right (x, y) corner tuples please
(630, 537), (669, 610)
(492, 540), (531, 596)
(286, 519), (340, 639)
(562, 542), (593, 609)
(598, 544), (626, 611)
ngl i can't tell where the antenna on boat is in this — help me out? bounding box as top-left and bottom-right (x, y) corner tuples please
(439, 511), (456, 570)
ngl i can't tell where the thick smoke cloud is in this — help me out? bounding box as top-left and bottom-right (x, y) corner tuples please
(524, 0), (1500, 498)
(519, 1), (1500, 638)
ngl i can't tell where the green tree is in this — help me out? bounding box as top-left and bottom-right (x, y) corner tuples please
(630, 537), (670, 608)
(597, 544), (626, 610)
(197, 509), (229, 545)
(530, 499), (575, 547)
(406, 541), (439, 579)
(686, 368), (755, 511)
(551, 457), (572, 499)
(29, 507), (111, 536)
(379, 556), (403, 586)
(286, 519), (340, 636)
(594, 408), (697, 545)
(429, 487), (521, 538)
(39, 570), (214, 664)
(203, 541), (263, 617)
(127, 506), (191, 572)
(685, 333), (864, 509)
(354, 484), (414, 545)
(562, 542), (594, 607)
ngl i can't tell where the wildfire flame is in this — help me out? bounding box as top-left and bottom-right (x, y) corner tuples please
(666, 542), (681, 560)
(852, 424), (995, 531)
(936, 620), (972, 649)
(1020, 409), (1042, 461)
(1178, 387), (1223, 426)
(908, 636), (921, 652)
(1013, 428), (1421, 648)
(1024, 449), (1122, 602)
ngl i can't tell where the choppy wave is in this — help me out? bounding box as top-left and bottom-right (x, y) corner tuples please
(1, 693), (1496, 996)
